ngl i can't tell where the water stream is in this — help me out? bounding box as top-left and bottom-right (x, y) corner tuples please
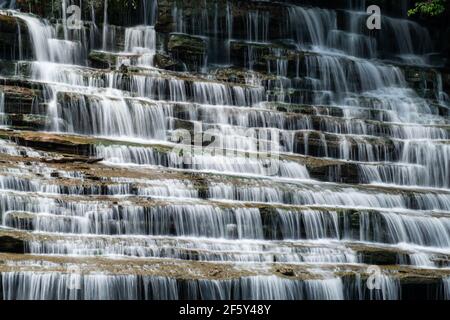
(0, 0), (449, 300)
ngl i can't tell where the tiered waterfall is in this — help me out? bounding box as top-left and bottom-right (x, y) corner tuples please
(0, 0), (449, 300)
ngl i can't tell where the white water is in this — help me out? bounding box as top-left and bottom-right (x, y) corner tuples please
(0, 1), (449, 300)
(124, 25), (156, 66)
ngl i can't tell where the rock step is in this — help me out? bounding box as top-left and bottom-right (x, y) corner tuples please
(171, 115), (450, 143)
(168, 124), (448, 167)
(2, 190), (450, 246)
(2, 129), (450, 194)
(262, 101), (450, 124)
(9, 60), (265, 106)
(230, 40), (440, 82)
(1, 228), (449, 268)
(1, 80), (448, 147)
(0, 12), (33, 60)
(1, 157), (449, 217)
(3, 189), (449, 217)
(3, 66), (446, 125)
(1, 252), (449, 282)
(0, 128), (414, 184)
(0, 252), (449, 300)
(7, 59), (447, 125)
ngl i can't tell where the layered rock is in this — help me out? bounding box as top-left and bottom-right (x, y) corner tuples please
(0, 0), (449, 300)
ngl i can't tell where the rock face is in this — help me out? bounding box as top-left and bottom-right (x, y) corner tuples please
(0, 1), (449, 300)
(168, 33), (207, 71)
(0, 13), (32, 60)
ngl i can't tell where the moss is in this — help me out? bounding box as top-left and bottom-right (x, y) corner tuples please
(0, 235), (25, 254)
(154, 52), (180, 70)
(212, 67), (277, 84)
(88, 51), (118, 69)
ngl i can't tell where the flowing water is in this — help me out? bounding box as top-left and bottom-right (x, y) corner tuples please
(0, 0), (449, 300)
(0, 91), (5, 125)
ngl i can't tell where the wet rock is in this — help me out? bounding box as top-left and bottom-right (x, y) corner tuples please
(119, 63), (128, 74)
(88, 50), (118, 69)
(50, 172), (60, 178)
(157, 0), (289, 39)
(0, 12), (32, 60)
(358, 249), (398, 265)
(0, 236), (25, 254)
(293, 130), (397, 162)
(308, 162), (360, 184)
(154, 52), (181, 70)
(171, 118), (196, 133)
(276, 267), (295, 277)
(212, 67), (276, 84)
(168, 33), (207, 71)
(2, 212), (35, 231)
(263, 102), (345, 117)
(400, 65), (441, 99)
(42, 157), (104, 164)
(0, 129), (94, 156)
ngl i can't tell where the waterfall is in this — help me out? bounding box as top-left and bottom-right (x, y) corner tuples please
(286, 6), (337, 48)
(0, 0), (15, 9)
(12, 12), (84, 64)
(13, 13), (55, 62)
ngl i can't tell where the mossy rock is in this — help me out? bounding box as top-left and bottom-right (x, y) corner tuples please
(168, 33), (206, 55)
(212, 67), (277, 84)
(154, 52), (181, 70)
(88, 51), (118, 69)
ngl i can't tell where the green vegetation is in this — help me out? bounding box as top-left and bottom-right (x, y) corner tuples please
(408, 0), (447, 17)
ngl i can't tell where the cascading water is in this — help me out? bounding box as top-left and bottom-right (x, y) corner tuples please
(0, 0), (449, 301)
(0, 0), (14, 9)
(0, 91), (5, 126)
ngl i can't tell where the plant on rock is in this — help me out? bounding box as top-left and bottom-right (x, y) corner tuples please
(408, 0), (447, 16)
